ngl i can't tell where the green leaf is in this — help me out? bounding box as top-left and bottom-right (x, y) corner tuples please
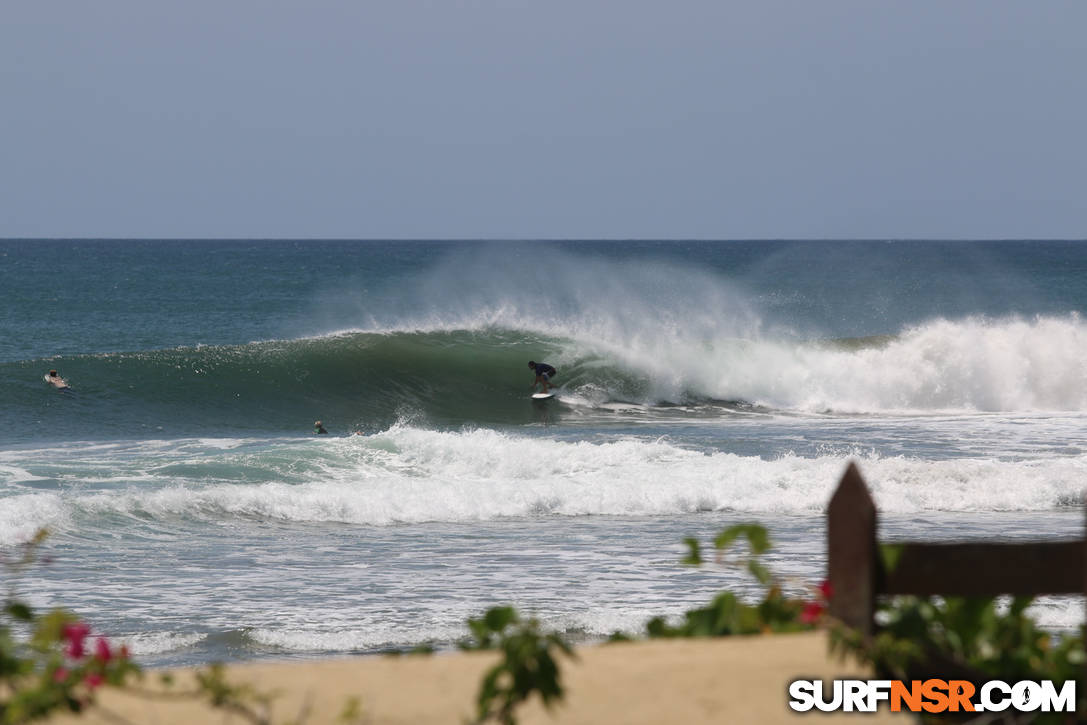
(681, 537), (702, 566)
(338, 696), (364, 723)
(4, 601), (34, 622)
(645, 616), (673, 638)
(879, 543), (903, 573)
(747, 559), (772, 586)
(483, 606), (518, 633)
(713, 525), (743, 552)
(713, 524), (770, 555)
(742, 525), (770, 556)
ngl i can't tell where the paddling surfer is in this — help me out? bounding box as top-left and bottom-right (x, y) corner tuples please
(44, 369), (70, 390)
(528, 361), (557, 394)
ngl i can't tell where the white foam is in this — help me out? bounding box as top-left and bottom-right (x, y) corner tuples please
(249, 624), (464, 653)
(4, 427), (1082, 536)
(121, 631), (207, 656)
(0, 492), (68, 546)
(0, 464), (39, 485)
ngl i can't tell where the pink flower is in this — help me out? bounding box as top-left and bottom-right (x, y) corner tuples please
(818, 580), (834, 601)
(84, 672), (104, 689)
(800, 601), (825, 624)
(61, 622), (91, 659)
(53, 667), (69, 683)
(94, 637), (112, 663)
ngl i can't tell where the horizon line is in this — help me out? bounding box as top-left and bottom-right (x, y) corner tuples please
(2, 236), (1085, 243)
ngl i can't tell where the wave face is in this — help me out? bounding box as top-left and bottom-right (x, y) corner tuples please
(4, 313), (1086, 443)
(3, 330), (571, 441)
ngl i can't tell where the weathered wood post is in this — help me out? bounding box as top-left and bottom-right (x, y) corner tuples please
(827, 462), (878, 637)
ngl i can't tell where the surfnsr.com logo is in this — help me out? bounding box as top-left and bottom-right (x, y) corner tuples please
(788, 679), (1076, 714)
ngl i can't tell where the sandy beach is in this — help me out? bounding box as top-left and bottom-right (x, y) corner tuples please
(47, 632), (908, 724)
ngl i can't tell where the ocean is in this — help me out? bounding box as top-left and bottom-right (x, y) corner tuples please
(1, 239), (1084, 667)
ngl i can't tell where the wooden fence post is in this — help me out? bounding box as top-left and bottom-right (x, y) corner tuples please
(827, 462), (878, 637)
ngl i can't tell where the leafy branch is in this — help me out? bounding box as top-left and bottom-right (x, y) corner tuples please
(642, 523), (829, 639)
(459, 606), (575, 725)
(1, 530), (365, 725)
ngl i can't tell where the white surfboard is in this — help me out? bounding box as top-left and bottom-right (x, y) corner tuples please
(531, 392), (555, 400)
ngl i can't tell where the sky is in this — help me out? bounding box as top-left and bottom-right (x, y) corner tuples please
(2, 1), (1085, 239)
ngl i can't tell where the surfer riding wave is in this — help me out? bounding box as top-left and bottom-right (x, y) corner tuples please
(528, 361), (556, 394)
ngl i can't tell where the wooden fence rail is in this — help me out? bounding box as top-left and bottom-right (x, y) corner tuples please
(827, 462), (1086, 637)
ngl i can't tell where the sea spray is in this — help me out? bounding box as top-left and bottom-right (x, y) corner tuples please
(670, 314), (1087, 412)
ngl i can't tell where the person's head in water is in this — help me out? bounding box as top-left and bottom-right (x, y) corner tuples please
(48, 369), (58, 377)
(314, 420), (328, 435)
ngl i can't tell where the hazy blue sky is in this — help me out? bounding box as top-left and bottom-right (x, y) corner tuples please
(2, 1), (1085, 239)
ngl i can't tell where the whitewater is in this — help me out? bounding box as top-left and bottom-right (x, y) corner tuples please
(1, 239), (1085, 665)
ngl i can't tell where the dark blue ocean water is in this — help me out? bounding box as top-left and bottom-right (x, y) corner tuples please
(1, 239), (1085, 665)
